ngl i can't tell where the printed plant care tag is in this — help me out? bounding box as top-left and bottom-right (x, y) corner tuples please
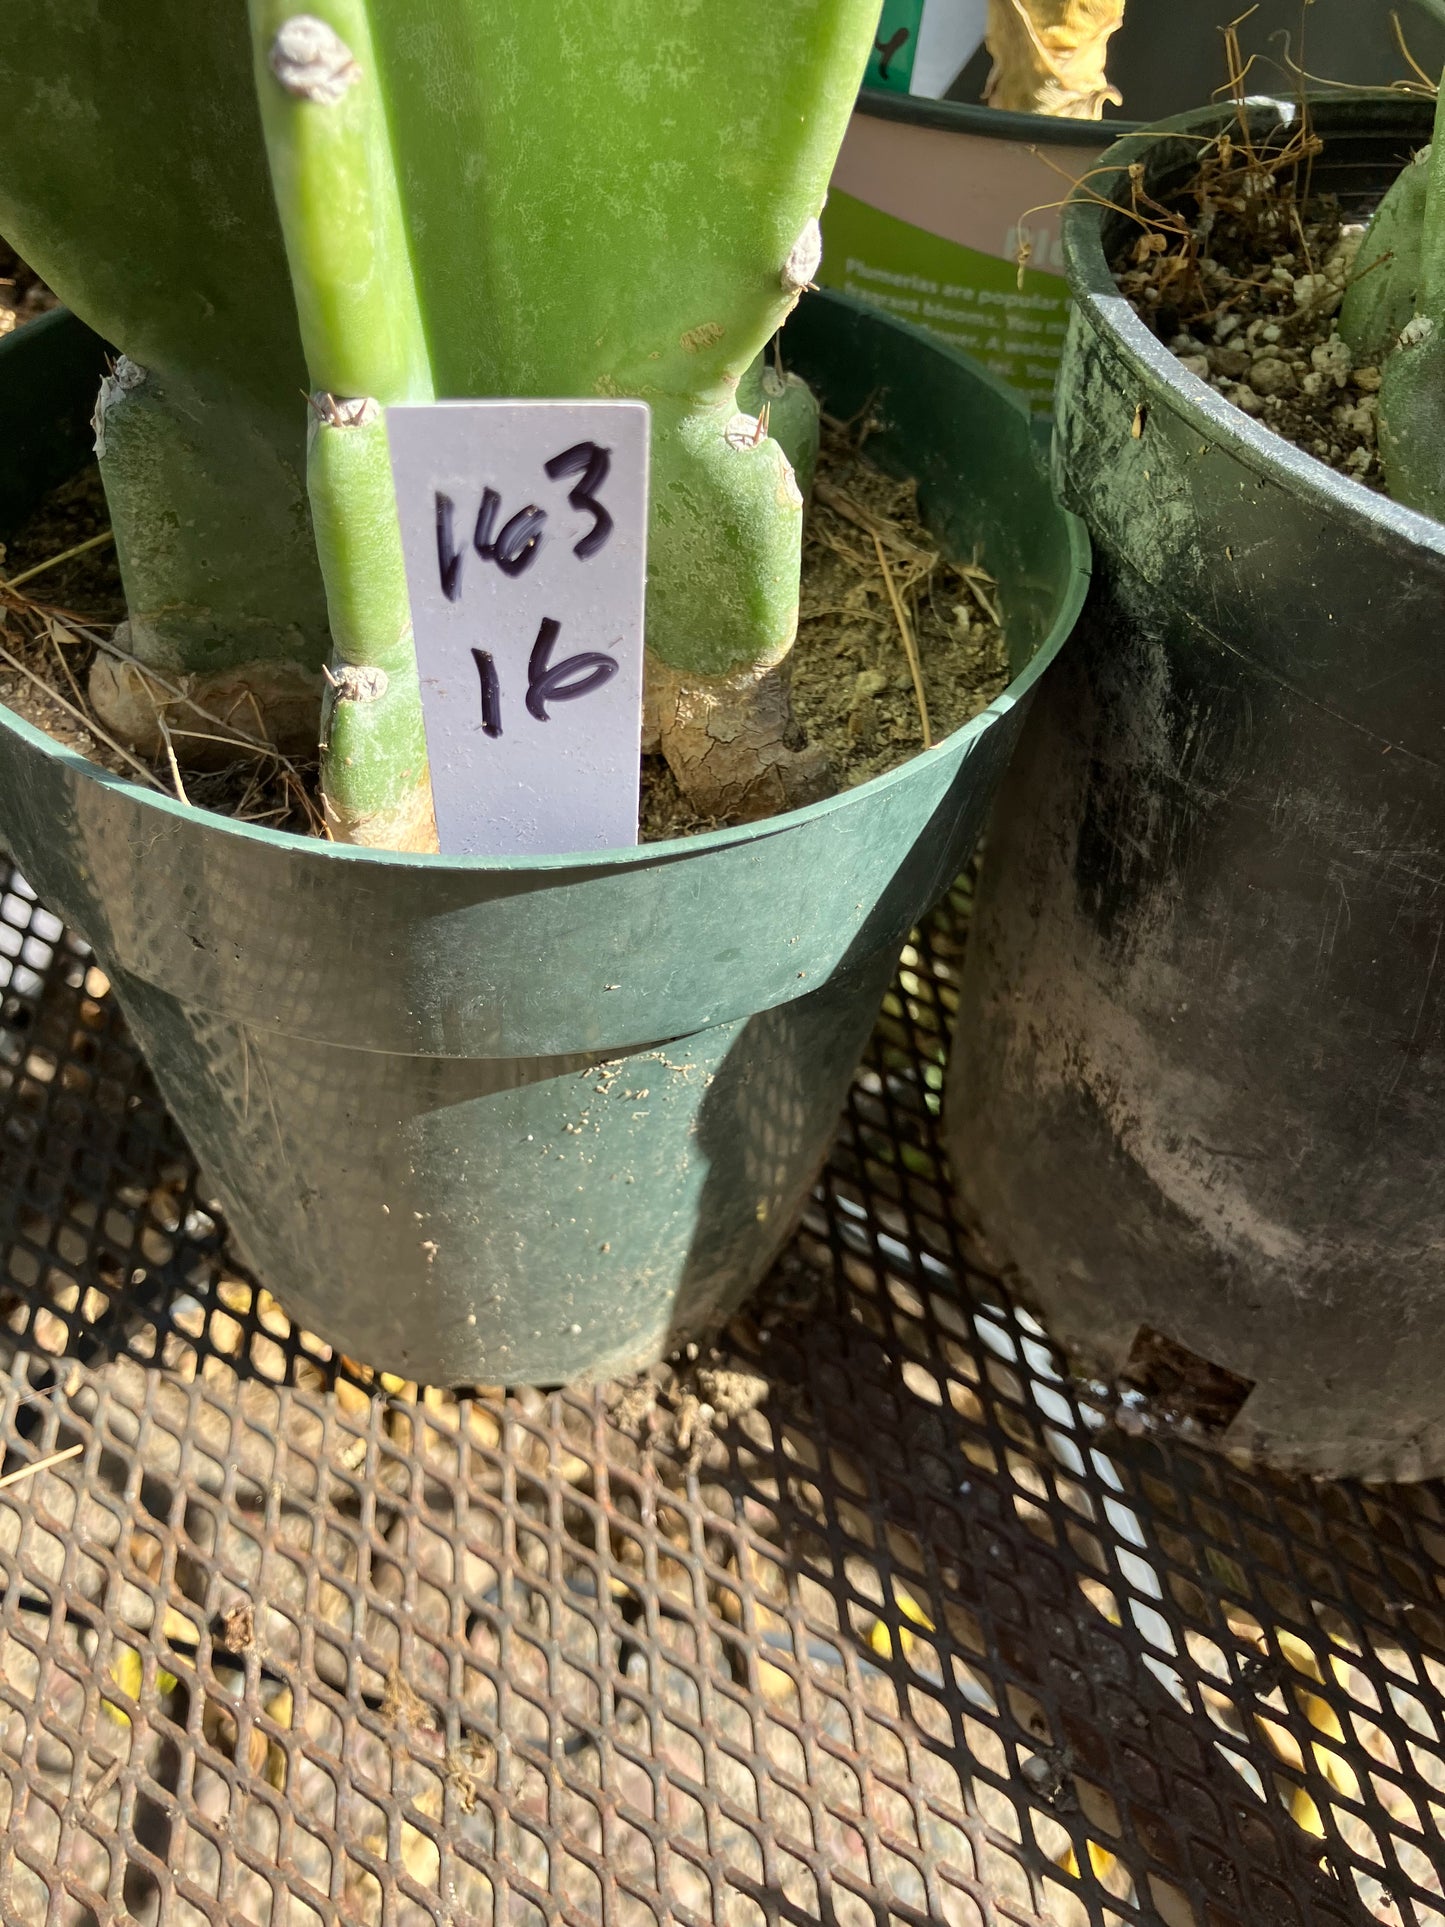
(386, 400), (650, 857)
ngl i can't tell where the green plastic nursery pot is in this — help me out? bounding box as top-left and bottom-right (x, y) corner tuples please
(947, 96), (1445, 1481)
(0, 293), (1087, 1387)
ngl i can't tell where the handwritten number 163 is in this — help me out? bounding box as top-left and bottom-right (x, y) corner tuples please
(434, 440), (612, 595)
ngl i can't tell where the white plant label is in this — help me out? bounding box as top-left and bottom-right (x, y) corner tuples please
(386, 400), (650, 857)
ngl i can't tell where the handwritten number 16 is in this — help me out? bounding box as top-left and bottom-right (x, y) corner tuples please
(471, 619), (618, 739)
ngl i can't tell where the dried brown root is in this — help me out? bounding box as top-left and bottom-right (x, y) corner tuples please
(984, 0), (1125, 118)
(644, 654), (831, 823)
(88, 642), (323, 768)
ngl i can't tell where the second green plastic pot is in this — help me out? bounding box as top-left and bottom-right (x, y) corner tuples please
(0, 292), (1086, 1386)
(947, 97), (1445, 1480)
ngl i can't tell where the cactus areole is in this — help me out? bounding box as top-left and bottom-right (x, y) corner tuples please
(0, 0), (880, 850)
(947, 93), (1445, 1481)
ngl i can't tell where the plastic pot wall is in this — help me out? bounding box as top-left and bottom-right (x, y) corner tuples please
(820, 0), (1444, 409)
(946, 96), (1445, 1481)
(0, 293), (1087, 1388)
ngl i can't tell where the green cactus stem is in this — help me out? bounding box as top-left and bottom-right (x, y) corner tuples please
(84, 361), (329, 763)
(261, 0), (877, 824)
(248, 1), (438, 850)
(0, 1), (331, 752)
(366, 0), (876, 819)
(739, 352), (823, 502)
(1367, 74), (1445, 521)
(305, 400), (436, 848)
(1338, 142), (1431, 368)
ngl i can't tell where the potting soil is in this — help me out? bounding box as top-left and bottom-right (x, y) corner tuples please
(1112, 103), (1395, 488)
(1, 415), (1010, 845)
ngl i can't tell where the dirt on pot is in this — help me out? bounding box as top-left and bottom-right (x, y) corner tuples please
(1108, 98), (1394, 486)
(0, 469), (140, 782)
(4, 412), (1011, 844)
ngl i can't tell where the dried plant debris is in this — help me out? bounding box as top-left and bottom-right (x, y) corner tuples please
(605, 1247), (822, 1470)
(8, 420), (1009, 843)
(218, 1600), (256, 1652)
(794, 414), (1009, 779)
(1109, 103), (1388, 484)
(380, 1663), (436, 1735)
(0, 471), (138, 778)
(444, 1733), (497, 1813)
(0, 471), (325, 831)
(983, 0), (1125, 119)
(635, 414), (1011, 840)
(643, 418), (1009, 840)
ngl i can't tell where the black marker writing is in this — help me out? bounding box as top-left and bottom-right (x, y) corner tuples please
(543, 442), (613, 559)
(473, 488), (546, 577)
(874, 26), (909, 78)
(470, 647), (502, 737)
(435, 491), (465, 602)
(525, 616), (618, 721)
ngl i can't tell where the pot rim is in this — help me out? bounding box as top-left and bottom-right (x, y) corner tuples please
(855, 84), (1117, 147)
(1059, 88), (1445, 558)
(0, 296), (1089, 879)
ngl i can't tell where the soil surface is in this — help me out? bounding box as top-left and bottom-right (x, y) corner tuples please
(797, 421), (1008, 783)
(0, 468), (323, 829)
(1112, 109), (1390, 487)
(640, 416), (1008, 839)
(0, 470), (137, 780)
(4, 415), (1011, 844)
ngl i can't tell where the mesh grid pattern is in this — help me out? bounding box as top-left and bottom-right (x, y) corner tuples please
(0, 866), (1441, 1926)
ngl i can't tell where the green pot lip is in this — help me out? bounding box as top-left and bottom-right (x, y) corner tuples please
(1060, 88), (1445, 558)
(855, 83), (1127, 146)
(0, 295), (1089, 877)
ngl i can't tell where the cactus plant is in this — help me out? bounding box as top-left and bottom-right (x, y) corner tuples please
(1340, 71), (1445, 520)
(0, 0), (878, 848)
